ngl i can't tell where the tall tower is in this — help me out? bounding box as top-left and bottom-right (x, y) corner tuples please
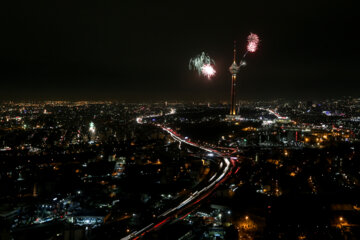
(229, 41), (240, 115)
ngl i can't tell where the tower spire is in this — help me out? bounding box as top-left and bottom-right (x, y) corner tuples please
(233, 40), (237, 63)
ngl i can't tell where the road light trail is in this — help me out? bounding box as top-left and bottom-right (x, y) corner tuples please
(256, 107), (289, 120)
(121, 112), (234, 239)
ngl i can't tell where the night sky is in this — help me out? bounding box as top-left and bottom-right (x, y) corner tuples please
(1, 1), (359, 102)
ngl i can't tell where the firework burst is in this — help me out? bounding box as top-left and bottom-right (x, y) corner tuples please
(201, 64), (216, 79)
(246, 33), (260, 53)
(189, 52), (216, 77)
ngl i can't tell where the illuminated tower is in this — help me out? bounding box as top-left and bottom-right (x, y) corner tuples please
(89, 122), (96, 141)
(33, 182), (38, 197)
(229, 41), (240, 115)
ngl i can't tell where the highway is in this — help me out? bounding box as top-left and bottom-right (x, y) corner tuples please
(121, 115), (235, 239)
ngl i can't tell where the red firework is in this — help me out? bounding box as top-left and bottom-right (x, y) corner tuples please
(247, 33), (260, 53)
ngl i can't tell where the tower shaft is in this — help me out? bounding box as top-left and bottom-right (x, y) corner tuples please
(230, 75), (237, 115)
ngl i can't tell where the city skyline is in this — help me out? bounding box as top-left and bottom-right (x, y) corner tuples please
(1, 99), (360, 239)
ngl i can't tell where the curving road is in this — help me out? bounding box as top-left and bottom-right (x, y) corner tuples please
(121, 114), (235, 239)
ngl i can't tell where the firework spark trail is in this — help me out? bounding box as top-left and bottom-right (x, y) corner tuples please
(239, 33), (260, 67)
(201, 64), (216, 79)
(189, 52), (215, 76)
